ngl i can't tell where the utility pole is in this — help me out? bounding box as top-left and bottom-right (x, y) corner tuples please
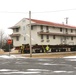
(64, 17), (69, 45)
(29, 11), (32, 57)
(65, 17), (68, 24)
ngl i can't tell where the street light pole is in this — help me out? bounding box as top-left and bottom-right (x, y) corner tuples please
(29, 11), (32, 57)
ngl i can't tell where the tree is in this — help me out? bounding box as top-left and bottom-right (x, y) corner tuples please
(0, 29), (13, 51)
(0, 29), (5, 48)
(2, 40), (13, 52)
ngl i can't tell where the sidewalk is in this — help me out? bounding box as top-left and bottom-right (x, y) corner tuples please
(21, 51), (76, 58)
(1, 51), (76, 58)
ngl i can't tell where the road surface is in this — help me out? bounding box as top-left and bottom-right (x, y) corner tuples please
(0, 55), (76, 75)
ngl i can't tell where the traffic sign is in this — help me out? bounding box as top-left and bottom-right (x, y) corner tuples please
(7, 39), (12, 44)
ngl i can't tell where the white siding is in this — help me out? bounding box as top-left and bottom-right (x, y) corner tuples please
(11, 18), (76, 47)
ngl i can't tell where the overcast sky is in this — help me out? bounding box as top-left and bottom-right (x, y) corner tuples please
(0, 0), (76, 35)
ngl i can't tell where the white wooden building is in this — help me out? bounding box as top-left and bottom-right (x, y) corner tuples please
(9, 18), (76, 47)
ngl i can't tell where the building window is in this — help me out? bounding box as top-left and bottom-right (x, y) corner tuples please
(46, 26), (49, 30)
(23, 26), (25, 30)
(41, 25), (43, 30)
(16, 36), (19, 41)
(24, 37), (26, 40)
(60, 28), (62, 32)
(71, 36), (73, 40)
(66, 28), (67, 32)
(31, 26), (33, 30)
(53, 35), (55, 39)
(16, 28), (19, 32)
(41, 35), (43, 39)
(71, 29), (73, 33)
(47, 35), (49, 39)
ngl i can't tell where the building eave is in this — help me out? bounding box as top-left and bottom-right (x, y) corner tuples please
(38, 32), (76, 37)
(29, 23), (76, 29)
(10, 34), (20, 37)
(26, 18), (76, 29)
(9, 26), (20, 29)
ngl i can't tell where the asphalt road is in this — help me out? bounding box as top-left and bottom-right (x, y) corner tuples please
(0, 56), (76, 75)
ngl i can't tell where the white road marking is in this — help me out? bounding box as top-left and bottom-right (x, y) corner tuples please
(27, 69), (50, 71)
(0, 71), (40, 74)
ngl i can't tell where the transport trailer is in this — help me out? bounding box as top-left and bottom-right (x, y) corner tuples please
(49, 45), (76, 52)
(32, 44), (76, 53)
(15, 44), (76, 53)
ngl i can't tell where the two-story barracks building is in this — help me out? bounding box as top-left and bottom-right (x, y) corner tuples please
(9, 18), (76, 53)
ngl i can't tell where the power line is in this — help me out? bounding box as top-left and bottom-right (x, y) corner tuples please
(0, 8), (76, 14)
(32, 8), (76, 13)
(0, 11), (28, 14)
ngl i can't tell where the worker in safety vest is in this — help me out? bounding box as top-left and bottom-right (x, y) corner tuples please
(45, 45), (50, 53)
(21, 45), (25, 54)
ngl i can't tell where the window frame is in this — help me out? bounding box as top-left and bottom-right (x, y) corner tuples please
(71, 36), (73, 40)
(53, 35), (55, 39)
(71, 29), (73, 33)
(16, 36), (19, 41)
(24, 37), (26, 40)
(47, 35), (49, 39)
(31, 26), (33, 30)
(66, 28), (68, 32)
(60, 28), (62, 32)
(46, 26), (49, 30)
(41, 35), (43, 39)
(23, 26), (25, 30)
(41, 25), (43, 30)
(16, 28), (19, 32)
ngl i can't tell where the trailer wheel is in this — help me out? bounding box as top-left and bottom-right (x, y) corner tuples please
(35, 50), (40, 53)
